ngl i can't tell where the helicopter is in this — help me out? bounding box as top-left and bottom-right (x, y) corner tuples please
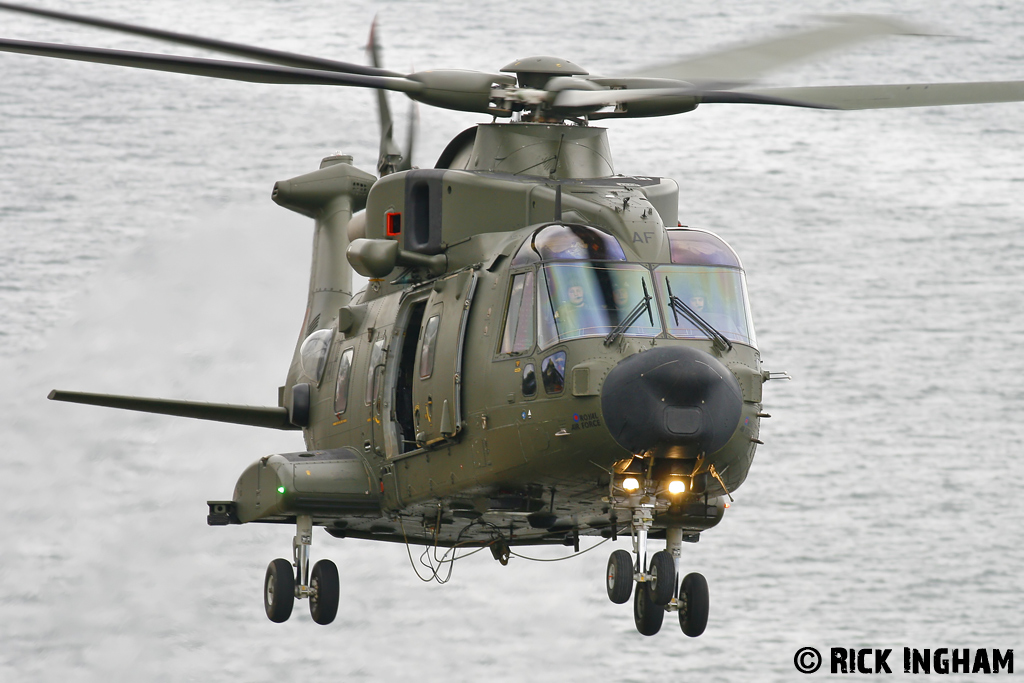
(3, 3), (1023, 639)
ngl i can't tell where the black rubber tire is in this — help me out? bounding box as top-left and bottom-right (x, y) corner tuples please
(648, 550), (676, 606)
(679, 572), (709, 637)
(264, 558), (295, 623)
(606, 549), (633, 604)
(632, 582), (664, 636)
(309, 559), (340, 625)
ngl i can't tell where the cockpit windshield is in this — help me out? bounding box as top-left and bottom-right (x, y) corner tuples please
(657, 229), (755, 346)
(538, 263), (658, 347)
(655, 266), (756, 347)
(502, 224), (756, 351)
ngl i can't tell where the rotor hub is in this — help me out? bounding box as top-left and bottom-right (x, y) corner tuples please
(501, 55), (588, 89)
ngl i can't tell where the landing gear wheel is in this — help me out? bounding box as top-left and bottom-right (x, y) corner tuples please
(633, 582), (664, 636)
(309, 559), (340, 625)
(648, 550), (675, 606)
(264, 558), (295, 623)
(606, 549), (633, 604)
(679, 572), (709, 637)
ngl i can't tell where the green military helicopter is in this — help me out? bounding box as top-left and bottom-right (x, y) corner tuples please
(4, 3), (1024, 637)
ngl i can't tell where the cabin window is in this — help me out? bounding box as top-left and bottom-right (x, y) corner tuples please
(522, 363), (537, 397)
(511, 223), (626, 266)
(334, 348), (354, 416)
(541, 351), (566, 394)
(365, 338), (385, 405)
(538, 263), (661, 343)
(500, 271), (535, 355)
(419, 314), (440, 379)
(299, 329), (333, 384)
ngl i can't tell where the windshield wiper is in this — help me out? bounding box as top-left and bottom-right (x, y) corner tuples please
(604, 278), (654, 346)
(665, 277), (733, 352)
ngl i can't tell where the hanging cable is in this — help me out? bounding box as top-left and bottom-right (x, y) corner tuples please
(398, 514), (490, 584)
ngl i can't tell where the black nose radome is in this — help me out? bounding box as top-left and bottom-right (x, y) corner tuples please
(601, 346), (743, 458)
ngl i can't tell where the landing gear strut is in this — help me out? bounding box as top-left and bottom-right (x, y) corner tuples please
(264, 515), (340, 625)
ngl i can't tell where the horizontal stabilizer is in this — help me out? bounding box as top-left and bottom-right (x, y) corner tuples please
(47, 390), (300, 431)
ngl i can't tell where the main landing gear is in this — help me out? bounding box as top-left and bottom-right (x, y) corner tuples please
(264, 515), (340, 625)
(605, 508), (710, 637)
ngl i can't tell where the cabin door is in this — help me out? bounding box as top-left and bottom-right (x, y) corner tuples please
(412, 269), (478, 446)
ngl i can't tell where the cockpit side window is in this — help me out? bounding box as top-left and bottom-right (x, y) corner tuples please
(511, 223), (626, 266)
(499, 271), (535, 355)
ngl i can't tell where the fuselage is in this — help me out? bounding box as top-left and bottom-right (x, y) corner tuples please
(228, 123), (765, 546)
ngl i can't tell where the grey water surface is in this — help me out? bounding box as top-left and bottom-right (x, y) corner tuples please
(1, 1), (1021, 681)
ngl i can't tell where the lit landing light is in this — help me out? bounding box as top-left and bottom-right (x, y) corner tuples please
(667, 479), (687, 495)
(622, 477), (640, 492)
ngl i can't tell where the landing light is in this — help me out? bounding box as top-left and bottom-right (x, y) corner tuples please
(667, 479), (687, 495)
(621, 477), (640, 492)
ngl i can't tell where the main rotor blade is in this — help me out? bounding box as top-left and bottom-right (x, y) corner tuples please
(0, 1), (402, 77)
(553, 84), (835, 111)
(367, 16), (403, 175)
(740, 81), (1024, 109)
(0, 37), (420, 91)
(630, 15), (923, 87)
(557, 79), (1024, 117)
(0, 38), (507, 113)
(399, 101), (419, 173)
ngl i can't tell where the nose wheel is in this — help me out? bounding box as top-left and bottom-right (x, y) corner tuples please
(263, 515), (340, 625)
(606, 514), (710, 637)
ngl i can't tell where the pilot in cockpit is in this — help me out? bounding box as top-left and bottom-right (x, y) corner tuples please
(555, 278), (601, 336)
(688, 292), (707, 315)
(612, 281), (631, 309)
